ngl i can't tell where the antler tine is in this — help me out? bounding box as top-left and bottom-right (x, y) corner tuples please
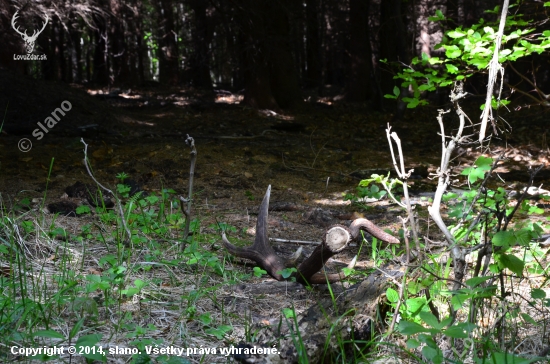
(349, 218), (400, 244)
(253, 184), (272, 250)
(222, 185), (287, 280)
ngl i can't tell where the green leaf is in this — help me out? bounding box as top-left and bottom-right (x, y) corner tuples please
(428, 57), (443, 65)
(122, 287), (139, 297)
(197, 313), (212, 325)
(498, 253), (525, 277)
(205, 325), (232, 340)
(386, 288), (399, 303)
(531, 288), (546, 299)
(520, 313), (537, 325)
(445, 64), (459, 74)
(470, 57), (489, 69)
(406, 338), (421, 349)
(398, 320), (429, 335)
(69, 317), (85, 340)
(515, 229), (532, 246)
(492, 231), (515, 249)
(468, 168), (485, 183)
(134, 279), (146, 289)
(33, 330), (65, 339)
(341, 267), (353, 276)
(278, 267), (297, 279)
(483, 26), (495, 35)
(447, 30), (466, 38)
(253, 266), (267, 277)
(282, 308), (295, 318)
(422, 345), (443, 364)
(76, 205), (91, 215)
(406, 297), (427, 315)
(475, 156), (493, 169)
(404, 97), (420, 108)
(451, 294), (469, 311)
(444, 325), (469, 338)
(445, 45), (462, 58)
(461, 166), (473, 176)
(465, 276), (492, 288)
(393, 86), (400, 97)
(420, 312), (442, 330)
(75, 334), (102, 347)
(457, 322), (477, 333)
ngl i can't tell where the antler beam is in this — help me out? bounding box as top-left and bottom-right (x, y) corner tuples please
(222, 185), (400, 285)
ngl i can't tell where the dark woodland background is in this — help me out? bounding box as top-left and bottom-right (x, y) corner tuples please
(1, 0), (549, 112)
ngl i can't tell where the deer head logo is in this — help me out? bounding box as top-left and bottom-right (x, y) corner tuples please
(11, 10), (49, 54)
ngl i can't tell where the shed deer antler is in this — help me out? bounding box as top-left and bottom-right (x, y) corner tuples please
(222, 185), (400, 285)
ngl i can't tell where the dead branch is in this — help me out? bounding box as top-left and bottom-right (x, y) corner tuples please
(180, 135), (197, 247)
(479, 0), (510, 142)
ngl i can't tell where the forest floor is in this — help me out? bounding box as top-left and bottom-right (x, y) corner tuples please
(1, 68), (550, 363)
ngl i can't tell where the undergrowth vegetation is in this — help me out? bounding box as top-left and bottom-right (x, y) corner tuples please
(1, 127), (548, 364)
(354, 154), (550, 363)
(0, 177), (242, 363)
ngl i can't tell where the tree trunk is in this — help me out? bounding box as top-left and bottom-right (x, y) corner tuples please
(239, 0), (280, 110)
(266, 0), (303, 109)
(241, 33), (279, 110)
(92, 10), (109, 85)
(189, 0), (213, 89)
(345, 0), (372, 102)
(45, 17), (66, 81)
(238, 0), (303, 110)
(379, 0), (408, 111)
(110, 1), (128, 85)
(153, 0), (179, 85)
(305, 0), (322, 89)
(69, 25), (82, 83)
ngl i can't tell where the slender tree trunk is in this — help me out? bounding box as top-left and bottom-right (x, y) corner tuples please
(189, 0), (213, 89)
(109, 0), (133, 85)
(267, 0), (303, 109)
(70, 25), (82, 83)
(379, 0), (408, 111)
(305, 0), (322, 89)
(346, 0), (372, 102)
(46, 18), (66, 81)
(236, 0), (304, 110)
(93, 11), (109, 85)
(153, 0), (179, 85)
(239, 0), (280, 110)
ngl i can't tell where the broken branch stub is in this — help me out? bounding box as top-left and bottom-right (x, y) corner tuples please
(222, 185), (400, 285)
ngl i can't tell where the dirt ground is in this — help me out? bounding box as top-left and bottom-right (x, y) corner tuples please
(2, 68), (548, 223)
(1, 68), (549, 362)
